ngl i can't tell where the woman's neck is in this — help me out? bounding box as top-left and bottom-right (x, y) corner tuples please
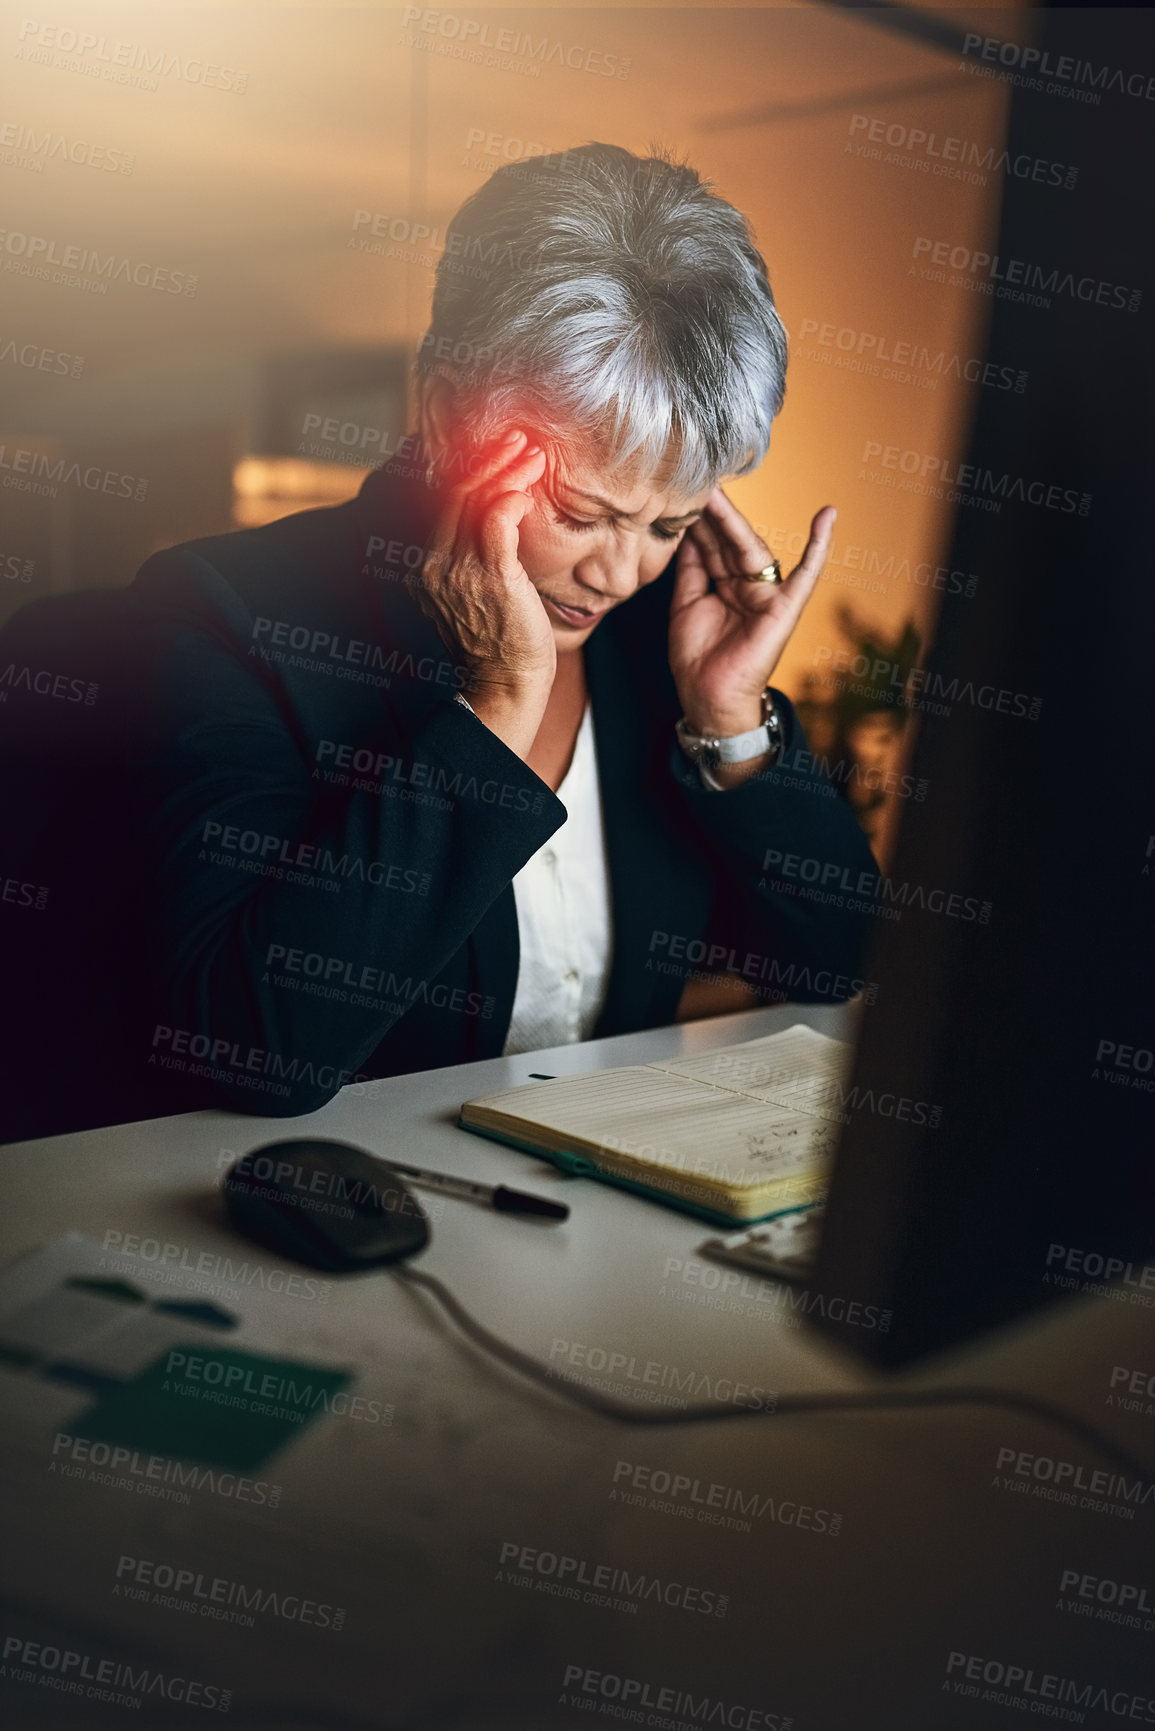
(525, 649), (588, 793)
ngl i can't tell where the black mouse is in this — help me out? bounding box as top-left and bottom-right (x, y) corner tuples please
(223, 1140), (429, 1273)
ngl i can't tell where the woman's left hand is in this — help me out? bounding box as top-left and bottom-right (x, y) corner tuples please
(668, 487), (835, 736)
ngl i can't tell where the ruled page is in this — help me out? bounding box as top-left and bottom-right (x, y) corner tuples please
(463, 1061), (839, 1195)
(650, 1024), (854, 1125)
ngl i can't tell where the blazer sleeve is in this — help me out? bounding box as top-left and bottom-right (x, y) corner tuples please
(135, 551), (565, 1115)
(665, 690), (881, 1001)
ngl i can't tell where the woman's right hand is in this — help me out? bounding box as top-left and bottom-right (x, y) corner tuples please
(417, 430), (555, 757)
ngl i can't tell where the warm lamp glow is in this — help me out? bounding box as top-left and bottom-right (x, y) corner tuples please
(231, 456), (371, 527)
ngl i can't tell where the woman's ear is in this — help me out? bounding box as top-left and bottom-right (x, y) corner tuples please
(417, 374), (457, 467)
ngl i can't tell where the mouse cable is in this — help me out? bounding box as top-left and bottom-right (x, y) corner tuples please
(393, 1263), (1155, 1482)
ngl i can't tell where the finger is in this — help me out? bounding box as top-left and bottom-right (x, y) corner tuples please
(438, 431), (537, 539)
(426, 437), (519, 559)
(461, 441), (546, 516)
(670, 530), (712, 611)
(702, 485), (773, 577)
(444, 427), (527, 493)
(785, 506), (836, 596)
(685, 513), (733, 585)
(741, 506), (833, 631)
(476, 482), (542, 576)
(453, 443), (546, 545)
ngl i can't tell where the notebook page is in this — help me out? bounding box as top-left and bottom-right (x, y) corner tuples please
(647, 1025), (854, 1125)
(466, 1067), (838, 1192)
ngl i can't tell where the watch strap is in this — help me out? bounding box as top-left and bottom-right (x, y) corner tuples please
(676, 688), (785, 772)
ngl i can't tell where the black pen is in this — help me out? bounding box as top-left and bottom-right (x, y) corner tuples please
(379, 1158), (569, 1221)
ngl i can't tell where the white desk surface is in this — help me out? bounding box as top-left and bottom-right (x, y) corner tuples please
(0, 1003), (1151, 1731)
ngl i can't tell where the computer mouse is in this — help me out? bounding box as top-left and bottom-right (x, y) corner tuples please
(223, 1139), (430, 1273)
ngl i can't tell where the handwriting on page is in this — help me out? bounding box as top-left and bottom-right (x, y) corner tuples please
(742, 1121), (838, 1169)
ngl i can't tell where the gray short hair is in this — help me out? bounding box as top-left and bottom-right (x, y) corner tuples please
(416, 143), (788, 496)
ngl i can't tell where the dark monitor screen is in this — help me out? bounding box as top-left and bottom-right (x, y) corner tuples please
(810, 3), (1155, 1367)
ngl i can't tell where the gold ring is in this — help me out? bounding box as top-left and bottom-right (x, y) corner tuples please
(745, 559), (783, 585)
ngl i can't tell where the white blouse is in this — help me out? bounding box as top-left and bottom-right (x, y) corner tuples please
(452, 690), (719, 1054)
(501, 701), (614, 1056)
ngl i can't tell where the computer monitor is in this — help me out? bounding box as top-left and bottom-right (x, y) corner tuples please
(810, 1), (1155, 1366)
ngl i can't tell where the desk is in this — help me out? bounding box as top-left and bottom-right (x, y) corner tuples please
(0, 1004), (1151, 1731)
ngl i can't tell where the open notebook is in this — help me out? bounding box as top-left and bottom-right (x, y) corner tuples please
(459, 1023), (854, 1225)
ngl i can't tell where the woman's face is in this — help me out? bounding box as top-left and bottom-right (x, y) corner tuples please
(515, 448), (715, 650)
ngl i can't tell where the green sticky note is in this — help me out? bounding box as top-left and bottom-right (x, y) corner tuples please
(75, 1347), (352, 1472)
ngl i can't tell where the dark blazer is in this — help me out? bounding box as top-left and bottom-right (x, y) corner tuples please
(0, 454), (877, 1141)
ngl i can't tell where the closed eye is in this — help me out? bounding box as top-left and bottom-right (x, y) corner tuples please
(552, 510), (598, 534)
(552, 509), (688, 543)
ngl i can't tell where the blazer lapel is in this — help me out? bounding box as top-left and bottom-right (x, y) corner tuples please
(464, 884), (520, 1058)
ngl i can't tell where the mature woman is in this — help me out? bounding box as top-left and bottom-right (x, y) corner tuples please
(0, 143), (877, 1139)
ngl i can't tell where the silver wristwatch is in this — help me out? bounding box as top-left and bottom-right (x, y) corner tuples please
(675, 687), (784, 775)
